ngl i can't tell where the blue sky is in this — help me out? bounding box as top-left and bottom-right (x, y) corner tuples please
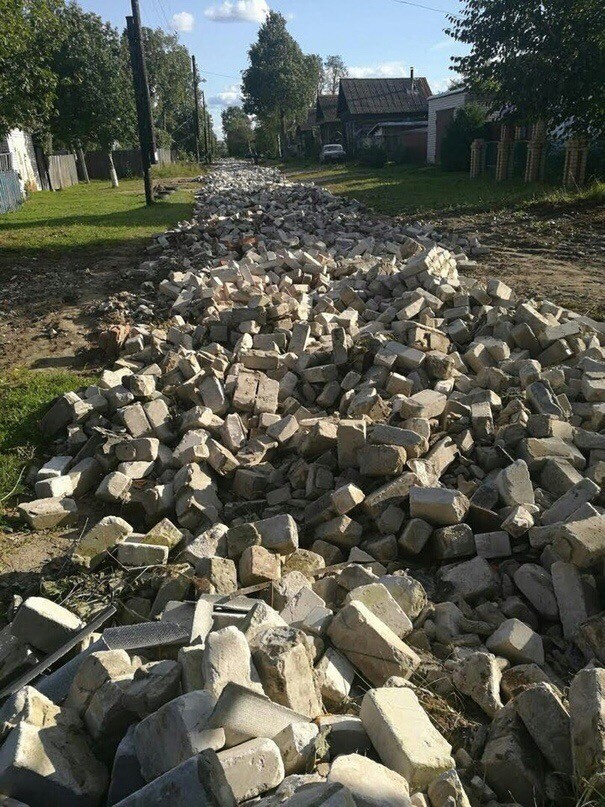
(79, 0), (468, 136)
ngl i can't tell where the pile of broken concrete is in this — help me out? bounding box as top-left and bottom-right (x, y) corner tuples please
(4, 161), (605, 806)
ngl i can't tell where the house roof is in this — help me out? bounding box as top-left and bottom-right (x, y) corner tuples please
(338, 77), (432, 118)
(316, 94), (339, 123)
(297, 108), (317, 134)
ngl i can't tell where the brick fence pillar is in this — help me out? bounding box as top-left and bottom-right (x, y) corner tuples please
(495, 124), (514, 181)
(470, 139), (484, 178)
(525, 121), (546, 183)
(563, 137), (589, 187)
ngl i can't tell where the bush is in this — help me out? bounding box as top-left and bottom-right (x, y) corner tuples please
(358, 145), (387, 168)
(441, 104), (488, 172)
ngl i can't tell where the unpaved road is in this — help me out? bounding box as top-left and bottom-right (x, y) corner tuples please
(434, 204), (605, 319)
(0, 173), (603, 373)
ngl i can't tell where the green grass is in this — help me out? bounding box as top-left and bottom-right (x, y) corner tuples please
(0, 370), (96, 509)
(281, 161), (602, 217)
(151, 161), (207, 179)
(0, 178), (194, 271)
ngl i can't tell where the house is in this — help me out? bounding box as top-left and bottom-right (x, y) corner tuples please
(337, 72), (432, 154)
(315, 94), (342, 145)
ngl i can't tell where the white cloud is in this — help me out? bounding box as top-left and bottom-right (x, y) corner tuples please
(208, 84), (242, 108)
(430, 39), (451, 52)
(171, 11), (195, 32)
(348, 61), (407, 79)
(204, 0), (270, 23)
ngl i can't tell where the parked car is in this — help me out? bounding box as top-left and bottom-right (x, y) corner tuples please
(319, 144), (346, 163)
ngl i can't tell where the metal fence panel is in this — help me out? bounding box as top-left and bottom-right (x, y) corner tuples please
(0, 170), (24, 214)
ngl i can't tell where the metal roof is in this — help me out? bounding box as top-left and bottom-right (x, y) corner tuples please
(338, 77), (432, 117)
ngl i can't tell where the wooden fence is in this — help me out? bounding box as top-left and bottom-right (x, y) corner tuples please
(48, 154), (79, 190)
(85, 148), (173, 180)
(0, 170), (24, 214)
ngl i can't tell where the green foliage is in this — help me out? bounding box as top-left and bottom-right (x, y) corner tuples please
(321, 55), (348, 95)
(242, 12), (322, 137)
(358, 145), (387, 168)
(51, 3), (135, 151)
(448, 0), (605, 136)
(0, 369), (96, 504)
(222, 107), (254, 157)
(0, 0), (65, 138)
(441, 104), (488, 172)
(142, 28), (191, 145)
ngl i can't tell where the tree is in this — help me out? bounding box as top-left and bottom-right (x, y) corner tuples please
(447, 0), (605, 136)
(52, 5), (135, 151)
(322, 55), (348, 95)
(51, 3), (135, 185)
(0, 0), (65, 138)
(242, 12), (322, 143)
(440, 104), (488, 171)
(221, 107), (253, 157)
(142, 27), (192, 143)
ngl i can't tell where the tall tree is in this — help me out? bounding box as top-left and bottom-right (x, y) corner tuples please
(142, 27), (192, 147)
(52, 5), (135, 151)
(448, 0), (605, 135)
(0, 0), (65, 138)
(242, 12), (322, 141)
(221, 107), (253, 157)
(322, 55), (348, 95)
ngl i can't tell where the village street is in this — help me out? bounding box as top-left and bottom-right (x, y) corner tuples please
(0, 161), (604, 805)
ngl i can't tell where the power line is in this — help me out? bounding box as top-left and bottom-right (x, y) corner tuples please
(200, 69), (241, 80)
(390, 0), (458, 16)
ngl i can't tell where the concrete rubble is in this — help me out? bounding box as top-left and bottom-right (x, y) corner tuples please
(2, 160), (605, 805)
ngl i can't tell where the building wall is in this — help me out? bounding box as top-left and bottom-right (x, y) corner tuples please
(3, 129), (42, 191)
(427, 91), (468, 164)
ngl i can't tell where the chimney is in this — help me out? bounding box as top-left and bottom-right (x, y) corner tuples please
(410, 66), (415, 91)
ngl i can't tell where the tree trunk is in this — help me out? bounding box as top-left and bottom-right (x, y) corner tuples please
(108, 151), (119, 188)
(77, 143), (90, 183)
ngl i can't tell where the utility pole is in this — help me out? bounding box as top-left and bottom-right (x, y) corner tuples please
(126, 0), (157, 206)
(201, 91), (210, 163)
(192, 55), (201, 164)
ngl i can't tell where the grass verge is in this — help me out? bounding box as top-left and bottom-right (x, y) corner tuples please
(151, 161), (207, 179)
(281, 161), (604, 217)
(0, 178), (194, 272)
(0, 370), (96, 510)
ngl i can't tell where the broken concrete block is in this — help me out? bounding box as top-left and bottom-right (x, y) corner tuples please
(515, 683), (572, 775)
(73, 516), (133, 570)
(273, 721), (319, 775)
(11, 597), (84, 655)
(486, 618), (544, 665)
(218, 737), (284, 802)
(328, 601), (420, 686)
(252, 627), (322, 717)
(409, 487), (469, 526)
(361, 687), (454, 791)
(111, 749), (236, 806)
(327, 753), (411, 807)
(345, 583), (412, 639)
(569, 667), (605, 786)
(202, 626), (263, 699)
(18, 497), (78, 530)
(134, 691), (224, 781)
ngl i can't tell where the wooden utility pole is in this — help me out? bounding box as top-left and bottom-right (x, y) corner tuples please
(126, 0), (157, 206)
(201, 91), (210, 163)
(192, 55), (201, 164)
